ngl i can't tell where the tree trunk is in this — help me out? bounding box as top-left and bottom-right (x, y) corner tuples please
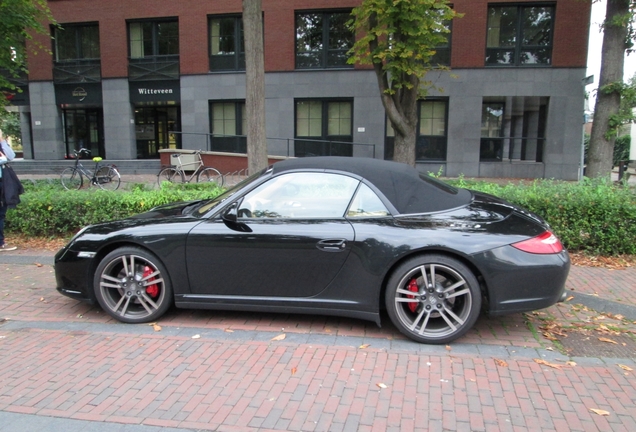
(243, 0), (268, 175)
(587, 0), (629, 178)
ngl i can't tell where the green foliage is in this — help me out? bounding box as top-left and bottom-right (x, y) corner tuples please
(6, 177), (636, 256)
(601, 76), (636, 139)
(0, 110), (21, 146)
(0, 0), (56, 106)
(614, 134), (631, 165)
(449, 177), (636, 256)
(347, 0), (457, 96)
(5, 181), (223, 237)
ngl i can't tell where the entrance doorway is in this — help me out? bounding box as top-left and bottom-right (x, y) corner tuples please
(134, 105), (181, 158)
(62, 108), (104, 158)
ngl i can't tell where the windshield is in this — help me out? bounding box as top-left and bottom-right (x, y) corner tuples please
(192, 167), (269, 217)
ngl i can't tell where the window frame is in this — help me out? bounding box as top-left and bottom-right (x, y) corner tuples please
(208, 14), (245, 71)
(209, 100), (247, 154)
(53, 22), (101, 62)
(294, 98), (354, 157)
(384, 98), (449, 162)
(485, 3), (555, 67)
(127, 18), (179, 59)
(295, 9), (354, 69)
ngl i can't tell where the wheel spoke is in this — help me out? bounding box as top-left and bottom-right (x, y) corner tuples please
(115, 296), (129, 315)
(408, 309), (427, 331)
(396, 287), (417, 296)
(417, 313), (432, 335)
(100, 281), (121, 289)
(443, 280), (466, 293)
(419, 265), (429, 287)
(396, 297), (419, 303)
(442, 306), (466, 327)
(438, 309), (458, 331)
(446, 288), (470, 299)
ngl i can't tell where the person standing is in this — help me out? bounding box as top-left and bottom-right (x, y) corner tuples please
(0, 132), (17, 251)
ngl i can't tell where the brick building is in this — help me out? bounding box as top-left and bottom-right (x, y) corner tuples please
(13, 0), (590, 179)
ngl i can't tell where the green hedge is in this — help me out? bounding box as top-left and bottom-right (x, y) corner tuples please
(448, 177), (636, 256)
(6, 177), (636, 256)
(6, 180), (223, 238)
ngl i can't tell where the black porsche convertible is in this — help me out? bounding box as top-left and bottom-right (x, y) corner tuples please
(55, 157), (570, 344)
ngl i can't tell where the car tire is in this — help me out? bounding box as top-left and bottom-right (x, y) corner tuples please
(385, 254), (482, 344)
(94, 247), (173, 323)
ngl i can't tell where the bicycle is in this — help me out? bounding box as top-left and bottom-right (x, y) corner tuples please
(60, 148), (121, 191)
(157, 149), (224, 187)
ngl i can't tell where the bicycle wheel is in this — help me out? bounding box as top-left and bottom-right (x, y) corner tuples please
(197, 167), (224, 186)
(60, 168), (83, 190)
(157, 167), (184, 186)
(95, 165), (121, 191)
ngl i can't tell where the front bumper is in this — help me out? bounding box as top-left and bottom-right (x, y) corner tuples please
(54, 246), (96, 304)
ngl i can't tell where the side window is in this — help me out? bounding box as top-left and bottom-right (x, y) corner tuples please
(347, 183), (390, 218)
(238, 172), (359, 219)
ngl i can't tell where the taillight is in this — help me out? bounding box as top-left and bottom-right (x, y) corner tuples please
(512, 231), (563, 254)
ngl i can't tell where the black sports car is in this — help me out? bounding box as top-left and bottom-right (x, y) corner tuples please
(55, 157), (570, 344)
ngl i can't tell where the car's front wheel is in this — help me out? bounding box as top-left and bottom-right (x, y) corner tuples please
(94, 247), (173, 323)
(386, 254), (481, 344)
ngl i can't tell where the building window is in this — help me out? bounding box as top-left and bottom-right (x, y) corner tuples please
(480, 97), (548, 162)
(53, 23), (101, 83)
(432, 19), (452, 67)
(209, 15), (245, 71)
(295, 11), (354, 69)
(385, 99), (448, 161)
(485, 4), (554, 66)
(54, 24), (100, 61)
(295, 99), (353, 156)
(210, 101), (247, 153)
(128, 19), (179, 80)
(129, 20), (179, 58)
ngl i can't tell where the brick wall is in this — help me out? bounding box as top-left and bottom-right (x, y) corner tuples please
(27, 0), (590, 80)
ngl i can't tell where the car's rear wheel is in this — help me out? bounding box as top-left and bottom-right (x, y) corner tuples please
(94, 247), (173, 323)
(386, 254), (481, 344)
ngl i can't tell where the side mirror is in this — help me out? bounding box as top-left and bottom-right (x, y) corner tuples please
(222, 202), (252, 233)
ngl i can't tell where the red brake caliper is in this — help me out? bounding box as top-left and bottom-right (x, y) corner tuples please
(143, 266), (159, 297)
(407, 278), (419, 312)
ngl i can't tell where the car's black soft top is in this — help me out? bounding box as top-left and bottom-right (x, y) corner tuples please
(271, 157), (473, 214)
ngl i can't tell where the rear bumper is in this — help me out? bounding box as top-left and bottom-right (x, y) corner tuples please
(472, 246), (570, 316)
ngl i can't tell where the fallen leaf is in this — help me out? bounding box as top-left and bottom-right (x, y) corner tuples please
(565, 296), (574, 302)
(589, 408), (610, 416)
(534, 359), (563, 370)
(618, 364), (633, 371)
(495, 359), (508, 367)
(445, 345), (451, 351)
(359, 344), (370, 349)
(192, 334), (201, 339)
(35, 263), (43, 267)
(224, 328), (234, 333)
(566, 361), (577, 367)
(376, 383), (387, 389)
(152, 323), (161, 332)
(291, 367), (297, 375)
(598, 337), (618, 344)
(271, 334), (286, 341)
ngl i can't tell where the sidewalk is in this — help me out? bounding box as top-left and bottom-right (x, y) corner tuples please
(0, 250), (635, 431)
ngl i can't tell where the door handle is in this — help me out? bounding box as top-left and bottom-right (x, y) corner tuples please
(316, 239), (347, 252)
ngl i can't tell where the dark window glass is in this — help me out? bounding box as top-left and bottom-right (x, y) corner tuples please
(296, 11), (353, 69)
(295, 99), (353, 156)
(129, 20), (179, 58)
(209, 16), (245, 71)
(486, 5), (554, 66)
(210, 101), (247, 153)
(55, 24), (100, 61)
(385, 99), (448, 161)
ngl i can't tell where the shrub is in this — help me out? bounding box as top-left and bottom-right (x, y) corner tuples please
(5, 181), (223, 237)
(6, 177), (636, 256)
(450, 177), (636, 256)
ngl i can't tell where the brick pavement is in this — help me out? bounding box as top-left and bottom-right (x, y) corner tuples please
(1, 258), (635, 430)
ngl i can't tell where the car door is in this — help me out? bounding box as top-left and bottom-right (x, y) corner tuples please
(186, 172), (359, 298)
